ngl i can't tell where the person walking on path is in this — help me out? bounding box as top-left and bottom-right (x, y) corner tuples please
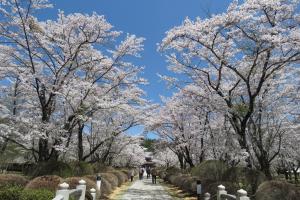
(151, 167), (158, 184)
(146, 166), (151, 179)
(139, 167), (144, 180)
(129, 169), (135, 182)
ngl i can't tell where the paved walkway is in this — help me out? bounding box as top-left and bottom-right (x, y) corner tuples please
(118, 178), (173, 200)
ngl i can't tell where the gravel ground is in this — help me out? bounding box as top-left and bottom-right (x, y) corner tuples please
(118, 177), (174, 200)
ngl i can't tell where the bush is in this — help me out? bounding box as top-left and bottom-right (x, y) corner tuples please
(110, 171), (127, 186)
(0, 174), (29, 188)
(69, 162), (94, 176)
(25, 175), (62, 192)
(181, 176), (198, 194)
(92, 163), (114, 173)
(255, 180), (300, 200)
(119, 170), (129, 181)
(25, 161), (73, 178)
(100, 173), (119, 189)
(167, 174), (178, 184)
(165, 166), (181, 175)
(175, 175), (191, 189)
(191, 160), (228, 182)
(0, 186), (54, 200)
(222, 167), (266, 195)
(0, 186), (21, 200)
(21, 189), (54, 200)
(85, 175), (112, 197)
(158, 170), (167, 180)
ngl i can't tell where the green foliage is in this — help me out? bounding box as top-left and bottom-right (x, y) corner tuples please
(69, 162), (94, 176)
(25, 161), (73, 178)
(233, 103), (249, 117)
(20, 189), (54, 200)
(191, 160), (228, 182)
(0, 186), (21, 200)
(141, 138), (156, 152)
(256, 180), (300, 200)
(0, 186), (54, 200)
(222, 167), (266, 195)
(0, 143), (29, 166)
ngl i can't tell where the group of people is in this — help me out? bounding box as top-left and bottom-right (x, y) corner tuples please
(128, 166), (158, 184)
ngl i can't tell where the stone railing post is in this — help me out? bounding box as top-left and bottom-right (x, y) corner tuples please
(217, 185), (227, 200)
(237, 189), (250, 200)
(56, 182), (70, 200)
(90, 188), (96, 200)
(204, 192), (211, 200)
(76, 179), (86, 200)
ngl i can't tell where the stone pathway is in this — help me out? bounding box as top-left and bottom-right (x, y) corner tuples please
(118, 178), (174, 200)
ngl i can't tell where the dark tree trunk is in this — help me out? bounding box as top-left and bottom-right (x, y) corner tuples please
(77, 123), (84, 161)
(38, 138), (49, 162)
(177, 152), (185, 169)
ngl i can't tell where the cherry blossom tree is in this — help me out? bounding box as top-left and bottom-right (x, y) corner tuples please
(159, 0), (300, 177)
(0, 0), (148, 162)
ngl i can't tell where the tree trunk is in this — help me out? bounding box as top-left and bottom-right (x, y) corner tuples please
(258, 156), (272, 180)
(177, 152), (184, 169)
(38, 138), (49, 162)
(77, 123), (84, 161)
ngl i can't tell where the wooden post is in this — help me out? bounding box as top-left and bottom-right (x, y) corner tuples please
(76, 179), (86, 200)
(204, 192), (211, 200)
(56, 182), (70, 200)
(90, 188), (96, 200)
(237, 189), (250, 200)
(217, 185), (227, 200)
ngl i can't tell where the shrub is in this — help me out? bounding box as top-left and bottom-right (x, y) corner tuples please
(191, 160), (228, 182)
(69, 162), (94, 176)
(0, 186), (54, 200)
(175, 175), (191, 189)
(255, 180), (300, 200)
(222, 167), (266, 195)
(21, 189), (54, 200)
(85, 175), (112, 197)
(0, 186), (21, 200)
(158, 170), (167, 180)
(165, 166), (181, 175)
(100, 173), (119, 189)
(25, 161), (73, 178)
(25, 175), (62, 192)
(110, 171), (127, 186)
(119, 170), (129, 181)
(0, 174), (28, 188)
(168, 174), (179, 184)
(92, 163), (114, 173)
(181, 176), (198, 194)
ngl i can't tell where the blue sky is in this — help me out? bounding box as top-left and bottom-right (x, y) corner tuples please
(40, 0), (233, 137)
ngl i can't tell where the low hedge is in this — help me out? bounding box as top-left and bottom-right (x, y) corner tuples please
(100, 173), (119, 189)
(191, 160), (228, 182)
(20, 188), (54, 200)
(255, 180), (300, 200)
(85, 175), (112, 198)
(222, 167), (266, 195)
(69, 162), (94, 176)
(25, 175), (62, 192)
(110, 171), (127, 186)
(0, 174), (29, 188)
(0, 186), (54, 200)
